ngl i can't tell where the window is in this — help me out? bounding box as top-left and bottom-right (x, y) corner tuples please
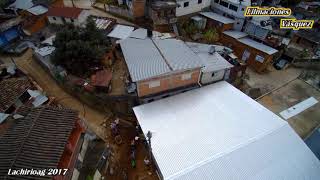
(219, 0), (229, 7)
(214, 0), (219, 3)
(149, 80), (160, 88)
(211, 72), (215, 77)
(52, 17), (56, 20)
(229, 4), (238, 11)
(184, 2), (189, 7)
(198, 0), (202, 4)
(255, 55), (265, 63)
(71, 19), (74, 23)
(181, 73), (192, 80)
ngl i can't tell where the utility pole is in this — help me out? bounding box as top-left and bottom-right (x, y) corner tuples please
(146, 131), (152, 163)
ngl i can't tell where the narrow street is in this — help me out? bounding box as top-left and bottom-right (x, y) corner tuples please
(1, 50), (109, 140)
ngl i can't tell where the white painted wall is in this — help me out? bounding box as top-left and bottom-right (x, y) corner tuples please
(47, 10), (90, 27)
(211, 1), (247, 18)
(176, 0), (211, 16)
(210, 0), (248, 30)
(201, 69), (226, 84)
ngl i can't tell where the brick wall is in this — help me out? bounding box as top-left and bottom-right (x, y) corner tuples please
(220, 34), (273, 73)
(137, 69), (200, 97)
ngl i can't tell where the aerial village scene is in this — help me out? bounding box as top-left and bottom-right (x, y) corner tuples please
(0, 0), (320, 179)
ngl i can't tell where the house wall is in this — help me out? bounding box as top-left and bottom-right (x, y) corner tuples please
(137, 69), (201, 97)
(201, 69), (226, 84)
(132, 0), (146, 18)
(205, 18), (233, 32)
(211, 0), (247, 18)
(176, 0), (211, 17)
(47, 11), (89, 27)
(221, 34), (274, 73)
(211, 0), (247, 30)
(291, 34), (319, 53)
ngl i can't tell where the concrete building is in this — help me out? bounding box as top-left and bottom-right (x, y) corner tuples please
(120, 33), (203, 101)
(175, 0), (211, 17)
(120, 29), (232, 102)
(133, 81), (320, 180)
(186, 42), (233, 84)
(211, 0), (251, 30)
(47, 7), (90, 27)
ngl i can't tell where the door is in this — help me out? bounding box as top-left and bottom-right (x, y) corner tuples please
(242, 49), (250, 62)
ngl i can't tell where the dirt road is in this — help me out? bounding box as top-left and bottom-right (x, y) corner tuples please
(3, 50), (109, 140)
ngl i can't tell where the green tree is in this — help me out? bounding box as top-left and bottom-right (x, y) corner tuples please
(203, 28), (219, 43)
(52, 18), (110, 77)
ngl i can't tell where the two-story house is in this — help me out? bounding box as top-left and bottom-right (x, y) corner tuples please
(211, 0), (251, 31)
(120, 29), (233, 103)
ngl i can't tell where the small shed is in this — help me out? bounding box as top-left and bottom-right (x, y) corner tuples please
(91, 69), (112, 92)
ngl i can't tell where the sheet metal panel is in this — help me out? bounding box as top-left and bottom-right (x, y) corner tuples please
(134, 81), (320, 180)
(280, 97), (318, 120)
(120, 38), (171, 82)
(153, 39), (203, 71)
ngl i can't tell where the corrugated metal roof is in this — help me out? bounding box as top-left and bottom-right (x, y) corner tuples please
(223, 30), (248, 39)
(238, 37), (278, 55)
(200, 12), (235, 24)
(186, 42), (233, 72)
(120, 38), (171, 82)
(134, 81), (320, 180)
(153, 39), (203, 71)
(8, 0), (33, 10)
(27, 5), (48, 15)
(129, 28), (147, 39)
(107, 24), (134, 39)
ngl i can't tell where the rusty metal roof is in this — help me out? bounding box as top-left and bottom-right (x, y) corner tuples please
(0, 106), (78, 179)
(91, 69), (112, 87)
(0, 77), (31, 112)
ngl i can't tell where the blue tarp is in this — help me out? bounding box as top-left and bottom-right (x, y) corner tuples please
(305, 128), (320, 160)
(0, 27), (19, 47)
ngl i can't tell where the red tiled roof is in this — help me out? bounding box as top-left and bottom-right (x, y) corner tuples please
(0, 106), (79, 179)
(91, 70), (112, 87)
(47, 7), (83, 19)
(0, 77), (31, 112)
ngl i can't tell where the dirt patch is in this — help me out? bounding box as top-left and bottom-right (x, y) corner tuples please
(258, 79), (320, 138)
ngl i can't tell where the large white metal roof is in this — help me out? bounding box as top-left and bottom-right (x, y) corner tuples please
(134, 81), (320, 180)
(153, 39), (203, 71)
(120, 38), (204, 82)
(120, 38), (171, 82)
